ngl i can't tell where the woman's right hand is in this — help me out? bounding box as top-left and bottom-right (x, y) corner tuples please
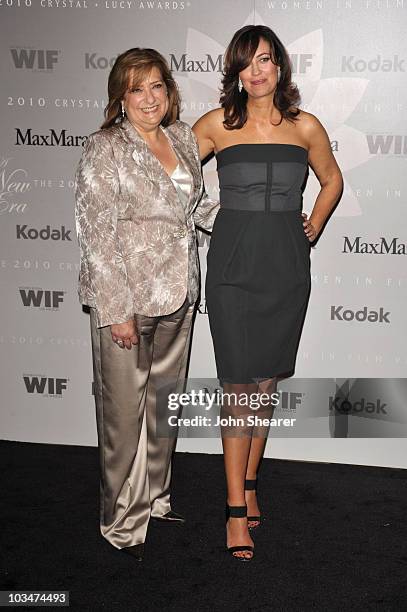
(110, 319), (139, 349)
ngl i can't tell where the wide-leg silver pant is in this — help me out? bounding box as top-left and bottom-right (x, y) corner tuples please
(90, 299), (194, 549)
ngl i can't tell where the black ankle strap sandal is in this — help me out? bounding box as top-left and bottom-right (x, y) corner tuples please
(225, 504), (254, 562)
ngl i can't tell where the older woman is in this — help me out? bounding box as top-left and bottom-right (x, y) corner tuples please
(193, 25), (343, 561)
(75, 47), (218, 561)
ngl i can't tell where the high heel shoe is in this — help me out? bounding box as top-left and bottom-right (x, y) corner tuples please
(245, 479), (261, 530)
(225, 504), (254, 562)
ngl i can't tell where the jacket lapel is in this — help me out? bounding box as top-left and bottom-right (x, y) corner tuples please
(119, 119), (187, 222)
(164, 125), (202, 214)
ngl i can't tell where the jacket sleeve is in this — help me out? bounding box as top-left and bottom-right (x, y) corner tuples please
(75, 131), (134, 328)
(189, 128), (220, 232)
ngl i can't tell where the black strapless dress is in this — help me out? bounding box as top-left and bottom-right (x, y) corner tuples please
(205, 144), (311, 384)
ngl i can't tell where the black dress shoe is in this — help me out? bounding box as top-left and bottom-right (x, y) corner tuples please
(151, 510), (185, 524)
(121, 543), (144, 561)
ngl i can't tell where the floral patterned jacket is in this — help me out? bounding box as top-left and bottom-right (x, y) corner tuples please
(75, 119), (219, 327)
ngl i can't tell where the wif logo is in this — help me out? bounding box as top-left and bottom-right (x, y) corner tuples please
(289, 53), (313, 74)
(23, 376), (68, 397)
(19, 288), (65, 310)
(11, 48), (60, 71)
(278, 391), (303, 411)
(366, 135), (407, 155)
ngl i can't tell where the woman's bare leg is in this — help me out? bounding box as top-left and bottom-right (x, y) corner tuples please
(245, 377), (278, 527)
(221, 382), (257, 559)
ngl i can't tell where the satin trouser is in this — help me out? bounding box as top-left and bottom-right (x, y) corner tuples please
(90, 298), (195, 549)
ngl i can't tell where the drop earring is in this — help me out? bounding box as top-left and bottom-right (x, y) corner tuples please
(277, 67), (281, 82)
(121, 102), (126, 118)
(238, 78), (243, 92)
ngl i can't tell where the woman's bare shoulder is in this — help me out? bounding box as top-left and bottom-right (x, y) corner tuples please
(193, 107), (224, 134)
(294, 109), (325, 133)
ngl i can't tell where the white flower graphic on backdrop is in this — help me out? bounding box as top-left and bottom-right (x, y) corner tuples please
(176, 11), (371, 217)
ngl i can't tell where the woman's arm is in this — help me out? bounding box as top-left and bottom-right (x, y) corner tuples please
(192, 109), (220, 160)
(193, 188), (220, 233)
(302, 113), (343, 240)
(75, 132), (135, 329)
(187, 125), (219, 232)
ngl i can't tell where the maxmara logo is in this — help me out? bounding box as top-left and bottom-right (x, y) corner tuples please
(331, 306), (390, 324)
(342, 54), (405, 73)
(15, 128), (87, 147)
(23, 375), (68, 397)
(86, 50), (314, 74)
(170, 54), (223, 73)
(11, 48), (60, 71)
(17, 224), (72, 241)
(169, 53), (313, 74)
(366, 135), (407, 155)
(19, 288), (65, 310)
(343, 236), (406, 255)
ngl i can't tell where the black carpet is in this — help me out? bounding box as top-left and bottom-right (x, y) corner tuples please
(1, 440), (406, 611)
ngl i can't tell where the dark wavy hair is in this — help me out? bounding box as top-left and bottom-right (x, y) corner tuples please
(101, 47), (180, 129)
(220, 25), (300, 130)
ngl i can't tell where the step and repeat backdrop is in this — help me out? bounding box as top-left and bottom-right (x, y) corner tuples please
(1, 0), (406, 467)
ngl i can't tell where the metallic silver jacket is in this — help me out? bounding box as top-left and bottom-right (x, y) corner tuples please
(75, 119), (219, 327)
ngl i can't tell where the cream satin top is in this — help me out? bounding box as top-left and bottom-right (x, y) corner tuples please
(170, 159), (192, 210)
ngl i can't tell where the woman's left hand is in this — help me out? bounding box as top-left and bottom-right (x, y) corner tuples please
(302, 213), (318, 242)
